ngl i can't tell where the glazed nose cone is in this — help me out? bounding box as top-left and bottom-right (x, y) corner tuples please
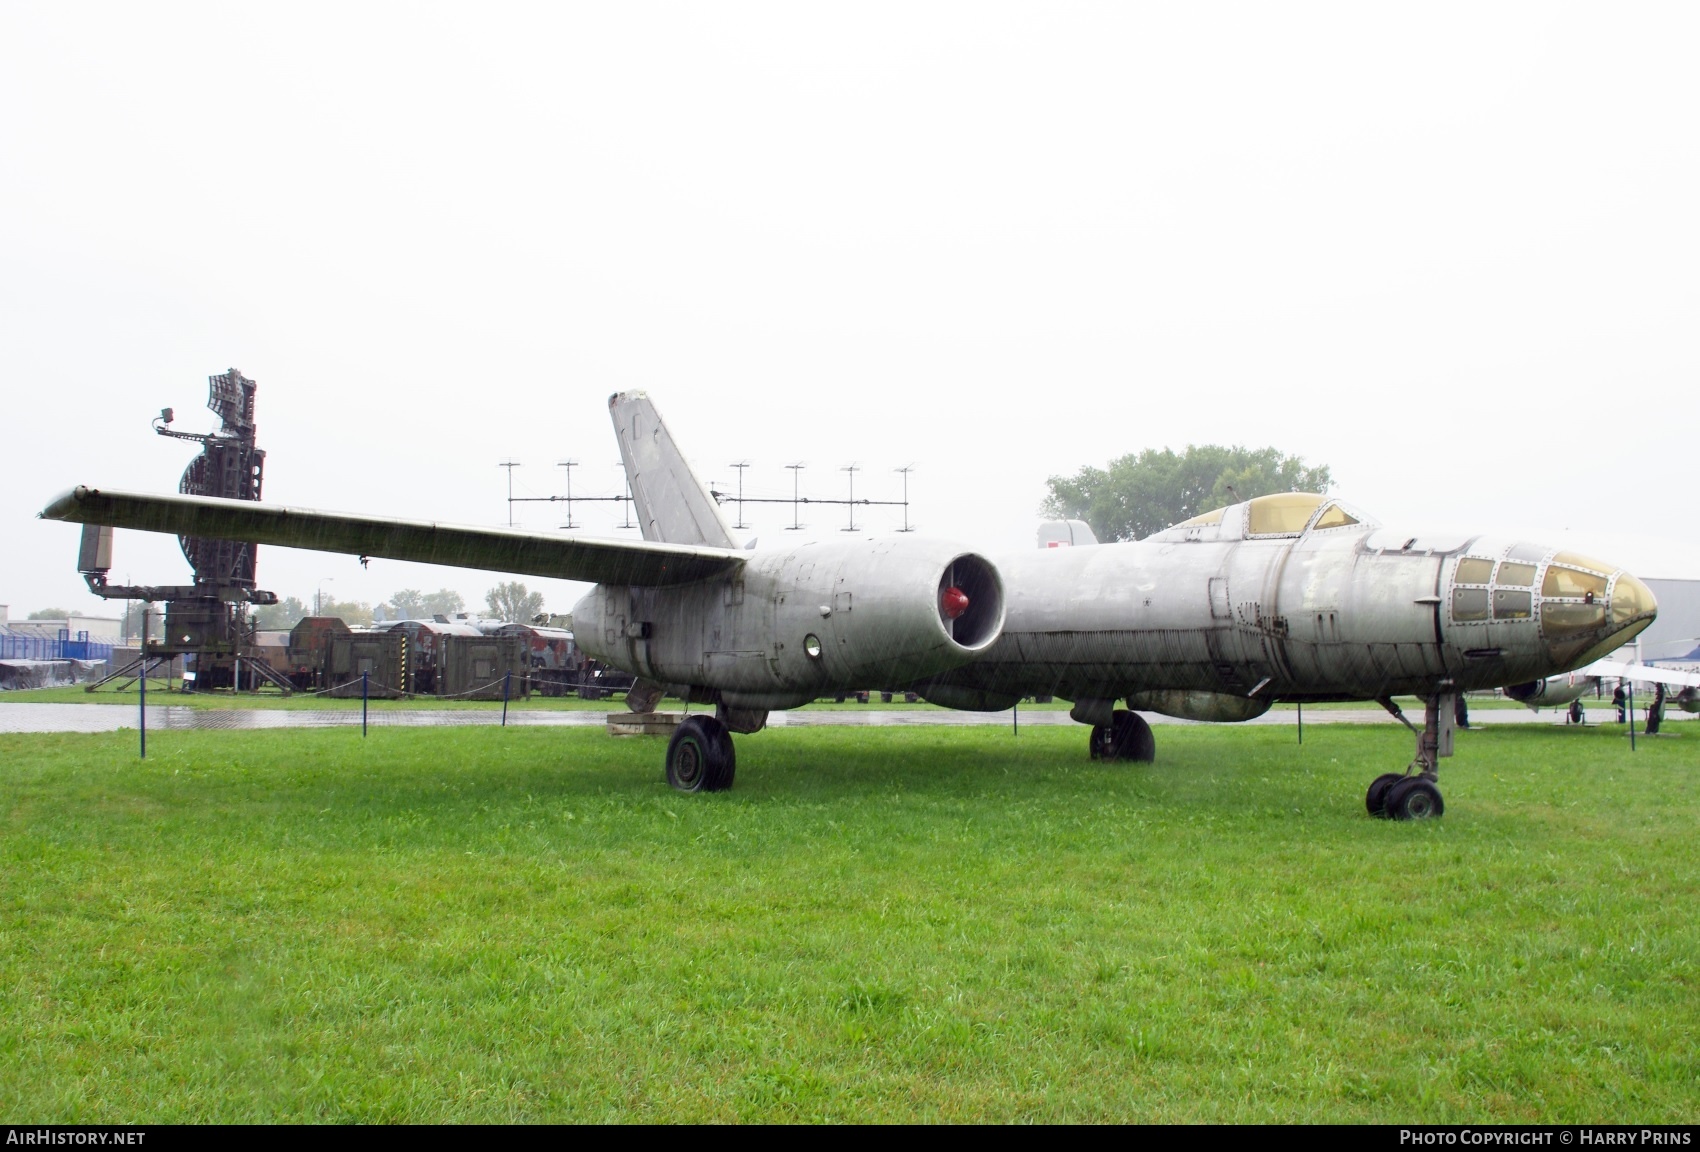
(1540, 553), (1657, 669)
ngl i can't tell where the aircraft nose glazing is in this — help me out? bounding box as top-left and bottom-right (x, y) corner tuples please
(1535, 551), (1658, 668)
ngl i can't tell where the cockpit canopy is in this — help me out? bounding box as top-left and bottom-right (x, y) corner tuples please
(1149, 493), (1375, 543)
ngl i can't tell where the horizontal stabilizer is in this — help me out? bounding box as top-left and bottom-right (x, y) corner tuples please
(40, 486), (746, 587)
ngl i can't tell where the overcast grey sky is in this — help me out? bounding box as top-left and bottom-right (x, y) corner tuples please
(4, 2), (1697, 620)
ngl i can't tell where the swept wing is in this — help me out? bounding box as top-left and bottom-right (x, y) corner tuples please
(39, 486), (745, 587)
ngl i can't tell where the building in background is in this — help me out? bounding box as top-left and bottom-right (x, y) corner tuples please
(1642, 578), (1700, 663)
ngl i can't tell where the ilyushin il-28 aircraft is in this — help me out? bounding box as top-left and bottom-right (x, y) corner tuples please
(40, 393), (1660, 820)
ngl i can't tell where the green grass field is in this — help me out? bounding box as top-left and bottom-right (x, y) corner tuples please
(2, 720), (1694, 1122)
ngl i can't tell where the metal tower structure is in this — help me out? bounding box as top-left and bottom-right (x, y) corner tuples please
(79, 368), (286, 691)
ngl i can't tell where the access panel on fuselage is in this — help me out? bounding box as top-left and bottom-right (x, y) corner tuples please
(1275, 539), (1447, 696)
(1201, 538), (1294, 695)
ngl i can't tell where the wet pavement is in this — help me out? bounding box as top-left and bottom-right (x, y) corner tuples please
(0, 701), (1683, 735)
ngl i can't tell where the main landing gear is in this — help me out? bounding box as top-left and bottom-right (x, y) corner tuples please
(1090, 709), (1156, 762)
(666, 714), (736, 792)
(1367, 692), (1453, 820)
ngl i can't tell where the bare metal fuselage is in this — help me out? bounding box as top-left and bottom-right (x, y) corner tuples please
(568, 509), (1654, 721)
(940, 533), (1455, 705)
(932, 520), (1647, 711)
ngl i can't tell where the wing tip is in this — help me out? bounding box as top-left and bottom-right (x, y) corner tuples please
(39, 486), (93, 522)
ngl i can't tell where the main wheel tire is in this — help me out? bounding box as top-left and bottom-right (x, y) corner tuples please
(666, 715), (735, 793)
(1385, 777), (1444, 821)
(1119, 711), (1157, 762)
(1568, 700), (1585, 725)
(1090, 710), (1156, 762)
(710, 721), (736, 790)
(1366, 772), (1405, 818)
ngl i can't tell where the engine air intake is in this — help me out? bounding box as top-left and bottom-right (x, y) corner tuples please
(939, 553), (1003, 650)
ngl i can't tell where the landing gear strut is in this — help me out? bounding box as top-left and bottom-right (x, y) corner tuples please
(666, 715), (736, 792)
(1090, 709), (1156, 762)
(1368, 692), (1452, 820)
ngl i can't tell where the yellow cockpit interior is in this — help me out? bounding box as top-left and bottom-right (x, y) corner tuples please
(1165, 493), (1361, 538)
(1246, 493), (1327, 535)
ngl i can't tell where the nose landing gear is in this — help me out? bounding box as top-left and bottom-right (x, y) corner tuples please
(1368, 692), (1454, 820)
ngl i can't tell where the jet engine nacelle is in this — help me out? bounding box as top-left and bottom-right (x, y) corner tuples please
(1503, 674), (1597, 709)
(574, 538), (1005, 710)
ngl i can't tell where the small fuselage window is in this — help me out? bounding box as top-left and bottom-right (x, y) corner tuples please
(1311, 504), (1360, 531)
(1493, 589), (1533, 620)
(1455, 557), (1494, 585)
(1453, 588), (1489, 622)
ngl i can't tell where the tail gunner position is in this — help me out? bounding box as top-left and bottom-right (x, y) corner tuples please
(39, 393), (1657, 818)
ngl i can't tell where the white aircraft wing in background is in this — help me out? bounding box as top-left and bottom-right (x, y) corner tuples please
(1585, 659), (1700, 689)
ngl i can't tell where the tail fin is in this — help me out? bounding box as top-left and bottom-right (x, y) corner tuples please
(610, 392), (738, 548)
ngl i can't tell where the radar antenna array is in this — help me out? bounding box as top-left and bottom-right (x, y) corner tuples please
(501, 459), (916, 534)
(79, 368), (289, 694)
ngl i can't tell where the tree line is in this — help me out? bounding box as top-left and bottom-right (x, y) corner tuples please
(1042, 444), (1331, 543)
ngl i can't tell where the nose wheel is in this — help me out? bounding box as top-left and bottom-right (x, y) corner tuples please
(1368, 774), (1445, 820)
(1368, 693), (1453, 820)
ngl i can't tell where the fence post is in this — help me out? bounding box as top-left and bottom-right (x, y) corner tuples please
(362, 671), (369, 738)
(502, 671), (512, 727)
(139, 610), (148, 759)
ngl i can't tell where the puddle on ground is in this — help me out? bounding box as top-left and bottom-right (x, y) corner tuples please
(0, 702), (1634, 735)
